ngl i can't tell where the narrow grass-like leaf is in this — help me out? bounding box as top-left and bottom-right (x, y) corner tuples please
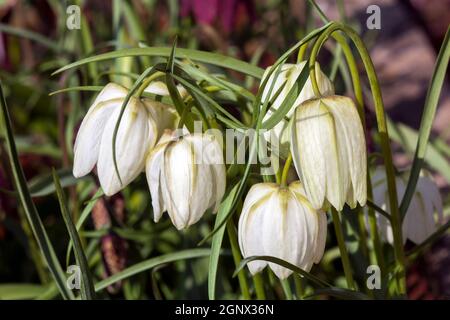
(0, 23), (61, 52)
(0, 284), (49, 300)
(0, 80), (74, 300)
(95, 249), (211, 291)
(208, 183), (240, 300)
(27, 168), (87, 197)
(53, 169), (96, 300)
(387, 119), (450, 183)
(52, 47), (264, 78)
(66, 188), (104, 266)
(234, 255), (332, 288)
(49, 86), (104, 96)
(261, 62), (310, 130)
(400, 27), (450, 219)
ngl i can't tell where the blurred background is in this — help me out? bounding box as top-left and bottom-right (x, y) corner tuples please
(0, 0), (449, 299)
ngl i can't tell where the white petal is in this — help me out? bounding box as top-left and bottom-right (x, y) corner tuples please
(73, 83), (128, 178)
(144, 81), (188, 98)
(97, 97), (157, 196)
(292, 99), (343, 209)
(145, 142), (170, 222)
(161, 139), (193, 229)
(238, 184), (277, 274)
(142, 99), (179, 138)
(324, 96), (367, 207)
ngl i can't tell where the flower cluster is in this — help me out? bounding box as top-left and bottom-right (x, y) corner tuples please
(73, 82), (226, 230)
(73, 60), (443, 280)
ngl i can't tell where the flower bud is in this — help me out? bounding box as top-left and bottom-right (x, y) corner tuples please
(238, 182), (327, 279)
(146, 132), (226, 230)
(290, 95), (367, 211)
(261, 62), (334, 158)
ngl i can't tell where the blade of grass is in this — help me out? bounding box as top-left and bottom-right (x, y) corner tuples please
(234, 255), (332, 288)
(0, 80), (74, 300)
(52, 169), (96, 300)
(399, 27), (450, 218)
(95, 249), (211, 291)
(52, 47), (264, 78)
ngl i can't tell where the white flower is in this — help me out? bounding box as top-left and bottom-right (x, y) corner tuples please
(261, 62), (334, 158)
(146, 132), (226, 230)
(238, 182), (327, 279)
(371, 168), (443, 244)
(290, 95), (367, 211)
(73, 83), (177, 196)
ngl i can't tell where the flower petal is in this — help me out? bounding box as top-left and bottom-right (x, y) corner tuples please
(97, 97), (156, 196)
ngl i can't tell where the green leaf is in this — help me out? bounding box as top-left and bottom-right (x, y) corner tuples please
(208, 183), (240, 300)
(0, 23), (61, 52)
(261, 62), (310, 130)
(52, 47), (264, 78)
(234, 255), (332, 288)
(387, 119), (450, 183)
(95, 249), (211, 292)
(0, 284), (49, 300)
(27, 168), (88, 197)
(53, 169), (96, 300)
(66, 188), (104, 267)
(399, 26), (450, 218)
(0, 80), (74, 300)
(49, 86), (104, 96)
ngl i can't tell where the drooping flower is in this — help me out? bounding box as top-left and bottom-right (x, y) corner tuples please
(261, 61), (334, 157)
(73, 83), (177, 196)
(238, 182), (327, 279)
(370, 168), (443, 245)
(290, 95), (367, 211)
(146, 131), (226, 230)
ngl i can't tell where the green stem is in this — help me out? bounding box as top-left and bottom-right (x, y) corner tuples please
(253, 273), (266, 300)
(226, 220), (251, 300)
(309, 22), (405, 295)
(294, 274), (304, 299)
(281, 279), (293, 300)
(331, 208), (355, 290)
(280, 153), (293, 187)
(134, 71), (165, 97)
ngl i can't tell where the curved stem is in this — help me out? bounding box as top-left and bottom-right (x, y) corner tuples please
(134, 71), (165, 97)
(309, 22), (405, 295)
(280, 153), (293, 187)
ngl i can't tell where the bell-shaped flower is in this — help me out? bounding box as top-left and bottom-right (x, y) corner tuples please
(261, 62), (334, 158)
(97, 97), (159, 196)
(290, 95), (367, 211)
(370, 168), (443, 244)
(73, 83), (177, 196)
(73, 83), (128, 178)
(146, 131), (226, 230)
(238, 182), (327, 279)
